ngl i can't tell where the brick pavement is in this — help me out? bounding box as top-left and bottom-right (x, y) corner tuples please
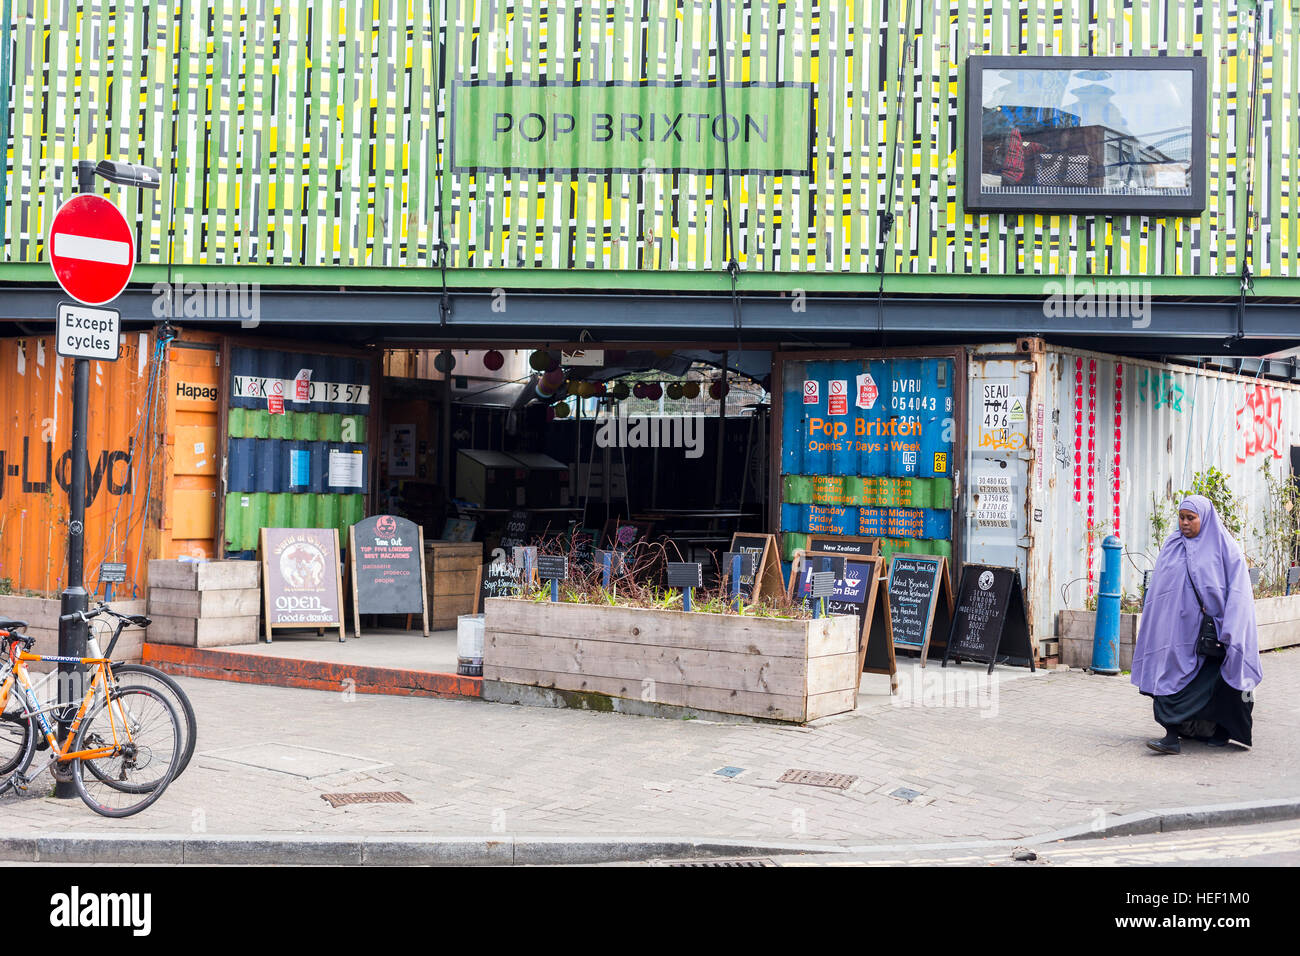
(1, 649), (1296, 847)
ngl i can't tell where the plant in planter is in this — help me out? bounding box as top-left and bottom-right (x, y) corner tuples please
(484, 539), (858, 722)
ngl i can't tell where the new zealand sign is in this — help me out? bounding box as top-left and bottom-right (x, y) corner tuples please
(452, 81), (813, 175)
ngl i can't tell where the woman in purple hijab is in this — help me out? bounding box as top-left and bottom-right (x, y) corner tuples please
(1132, 495), (1263, 753)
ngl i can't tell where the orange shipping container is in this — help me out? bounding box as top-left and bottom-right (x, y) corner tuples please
(0, 330), (221, 598)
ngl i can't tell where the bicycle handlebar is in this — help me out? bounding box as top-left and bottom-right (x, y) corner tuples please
(59, 603), (150, 627)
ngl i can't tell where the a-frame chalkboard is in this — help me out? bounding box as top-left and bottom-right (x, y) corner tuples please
(887, 554), (954, 667)
(349, 515), (429, 638)
(942, 564), (1036, 674)
(728, 532), (784, 601)
(787, 549), (888, 692)
(865, 577), (899, 693)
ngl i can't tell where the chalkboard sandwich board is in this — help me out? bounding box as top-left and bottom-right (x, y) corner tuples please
(477, 557), (524, 613)
(727, 532), (784, 601)
(887, 554), (954, 667)
(942, 564), (1035, 674)
(787, 549), (888, 690)
(349, 515), (430, 639)
(261, 527), (346, 643)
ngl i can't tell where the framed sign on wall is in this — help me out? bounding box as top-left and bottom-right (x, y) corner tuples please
(964, 55), (1207, 214)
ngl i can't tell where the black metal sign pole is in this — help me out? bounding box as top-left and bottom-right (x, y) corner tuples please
(53, 161), (97, 797)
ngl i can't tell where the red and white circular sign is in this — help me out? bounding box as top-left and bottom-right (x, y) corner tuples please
(47, 194), (136, 305)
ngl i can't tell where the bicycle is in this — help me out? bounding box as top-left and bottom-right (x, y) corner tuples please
(56, 603), (198, 779)
(0, 619), (184, 817)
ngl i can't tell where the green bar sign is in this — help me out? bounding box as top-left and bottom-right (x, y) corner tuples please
(451, 81), (812, 175)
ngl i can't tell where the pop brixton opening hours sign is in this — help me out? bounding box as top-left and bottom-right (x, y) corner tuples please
(452, 81), (814, 175)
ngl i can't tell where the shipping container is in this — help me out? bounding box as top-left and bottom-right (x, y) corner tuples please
(219, 343), (379, 556)
(776, 340), (1300, 653)
(0, 330), (222, 598)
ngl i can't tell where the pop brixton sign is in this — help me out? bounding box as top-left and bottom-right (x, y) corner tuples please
(452, 81), (814, 174)
(780, 358), (955, 548)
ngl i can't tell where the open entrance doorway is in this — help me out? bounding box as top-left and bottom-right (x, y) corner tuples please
(378, 345), (772, 579)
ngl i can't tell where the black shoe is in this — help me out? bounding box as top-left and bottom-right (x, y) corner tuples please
(1146, 736), (1181, 755)
(1206, 730), (1231, 748)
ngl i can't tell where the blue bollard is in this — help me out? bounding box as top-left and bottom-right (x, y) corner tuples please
(1091, 535), (1122, 675)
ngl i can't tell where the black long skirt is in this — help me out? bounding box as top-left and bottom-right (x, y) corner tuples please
(1149, 656), (1254, 747)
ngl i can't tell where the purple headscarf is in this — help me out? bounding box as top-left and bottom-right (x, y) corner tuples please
(1131, 495), (1263, 695)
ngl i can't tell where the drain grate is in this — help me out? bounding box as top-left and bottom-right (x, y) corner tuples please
(778, 769), (857, 790)
(669, 858), (775, 867)
(320, 791), (413, 808)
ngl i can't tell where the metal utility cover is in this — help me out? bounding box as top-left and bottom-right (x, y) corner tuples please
(321, 791), (413, 808)
(778, 769), (857, 790)
(202, 743), (389, 779)
(669, 859), (776, 867)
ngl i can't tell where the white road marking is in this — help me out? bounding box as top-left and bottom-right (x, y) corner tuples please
(53, 232), (130, 265)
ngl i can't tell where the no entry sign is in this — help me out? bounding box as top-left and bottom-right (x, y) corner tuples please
(48, 194), (135, 306)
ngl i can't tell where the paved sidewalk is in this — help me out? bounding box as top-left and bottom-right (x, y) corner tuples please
(2, 649), (1297, 850)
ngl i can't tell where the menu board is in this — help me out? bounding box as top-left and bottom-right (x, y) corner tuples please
(887, 554), (954, 664)
(261, 527), (346, 643)
(349, 515), (428, 638)
(943, 564), (1035, 673)
(477, 559), (523, 613)
(788, 549), (887, 689)
(728, 532), (785, 601)
(500, 510), (531, 550)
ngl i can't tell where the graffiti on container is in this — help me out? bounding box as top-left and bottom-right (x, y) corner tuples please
(1235, 384), (1284, 463)
(978, 430), (1026, 451)
(1136, 368), (1184, 411)
(0, 437), (133, 503)
(1054, 441), (1072, 469)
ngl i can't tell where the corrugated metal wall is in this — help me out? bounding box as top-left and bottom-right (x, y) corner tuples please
(1037, 346), (1300, 625)
(3, 1), (1295, 278)
(0, 333), (159, 597)
(777, 355), (956, 565)
(223, 347), (373, 555)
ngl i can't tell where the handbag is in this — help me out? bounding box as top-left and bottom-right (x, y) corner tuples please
(1186, 566), (1226, 659)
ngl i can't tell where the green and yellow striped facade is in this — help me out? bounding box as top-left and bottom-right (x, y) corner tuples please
(2, 1), (1297, 291)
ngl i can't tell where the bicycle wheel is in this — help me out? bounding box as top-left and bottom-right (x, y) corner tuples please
(0, 685), (36, 788)
(108, 664), (197, 778)
(71, 685), (182, 818)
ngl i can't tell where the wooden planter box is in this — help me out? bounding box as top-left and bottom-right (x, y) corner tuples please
(425, 541), (481, 631)
(483, 598), (861, 723)
(0, 594), (149, 664)
(1059, 594), (1300, 669)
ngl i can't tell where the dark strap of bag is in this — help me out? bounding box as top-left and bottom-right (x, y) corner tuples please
(1186, 564), (1227, 658)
